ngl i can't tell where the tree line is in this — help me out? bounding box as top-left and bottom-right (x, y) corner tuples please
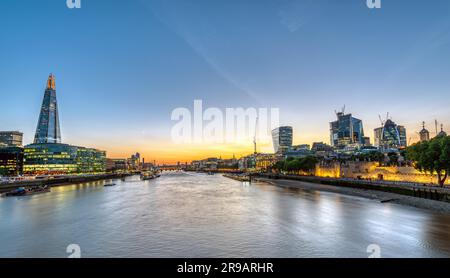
(273, 156), (318, 173)
(407, 135), (450, 187)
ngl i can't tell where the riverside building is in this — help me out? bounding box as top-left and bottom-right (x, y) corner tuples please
(23, 74), (106, 175)
(0, 147), (24, 177)
(0, 131), (23, 147)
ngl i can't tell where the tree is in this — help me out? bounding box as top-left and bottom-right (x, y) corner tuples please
(286, 159), (301, 172)
(274, 156), (318, 174)
(273, 161), (286, 171)
(387, 152), (399, 166)
(407, 136), (450, 187)
(298, 156), (318, 172)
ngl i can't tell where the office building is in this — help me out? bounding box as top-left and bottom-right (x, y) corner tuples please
(0, 147), (24, 176)
(374, 119), (407, 150)
(272, 126), (293, 154)
(330, 110), (365, 149)
(106, 159), (128, 172)
(23, 143), (106, 175)
(0, 131), (23, 147)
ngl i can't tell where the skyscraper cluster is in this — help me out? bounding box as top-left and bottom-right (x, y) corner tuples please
(269, 107), (448, 159)
(0, 74), (106, 177)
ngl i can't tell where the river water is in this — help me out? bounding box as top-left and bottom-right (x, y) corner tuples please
(1, 172), (449, 258)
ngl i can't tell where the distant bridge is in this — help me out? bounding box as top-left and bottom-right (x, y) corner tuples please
(158, 165), (184, 171)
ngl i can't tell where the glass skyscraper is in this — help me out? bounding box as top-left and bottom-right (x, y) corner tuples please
(22, 74), (106, 175)
(330, 112), (365, 149)
(374, 119), (407, 151)
(34, 74), (61, 144)
(272, 126), (293, 154)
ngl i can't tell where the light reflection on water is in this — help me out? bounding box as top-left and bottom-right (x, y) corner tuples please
(0, 172), (449, 258)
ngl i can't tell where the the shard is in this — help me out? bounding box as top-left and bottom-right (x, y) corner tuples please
(34, 74), (61, 144)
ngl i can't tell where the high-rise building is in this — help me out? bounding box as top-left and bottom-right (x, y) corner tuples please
(22, 74), (106, 175)
(0, 131), (23, 147)
(128, 152), (142, 170)
(34, 74), (61, 144)
(419, 122), (430, 142)
(374, 119), (407, 150)
(272, 126), (293, 154)
(330, 110), (365, 149)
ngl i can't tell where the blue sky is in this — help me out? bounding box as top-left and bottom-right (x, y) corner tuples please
(1, 0), (450, 162)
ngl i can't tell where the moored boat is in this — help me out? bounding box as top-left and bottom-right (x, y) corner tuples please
(2, 186), (51, 197)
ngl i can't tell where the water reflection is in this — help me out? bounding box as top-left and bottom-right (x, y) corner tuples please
(0, 172), (449, 258)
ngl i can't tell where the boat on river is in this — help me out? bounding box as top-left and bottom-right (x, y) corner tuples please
(141, 170), (161, 181)
(2, 186), (51, 197)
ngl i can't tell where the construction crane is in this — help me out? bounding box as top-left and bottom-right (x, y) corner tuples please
(253, 116), (258, 155)
(378, 115), (385, 126)
(379, 112), (391, 126)
(435, 119), (438, 136)
(335, 105), (346, 117)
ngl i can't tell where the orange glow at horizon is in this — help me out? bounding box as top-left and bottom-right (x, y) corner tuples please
(91, 139), (276, 164)
(71, 128), (424, 164)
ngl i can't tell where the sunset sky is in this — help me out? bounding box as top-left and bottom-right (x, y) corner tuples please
(1, 0), (450, 163)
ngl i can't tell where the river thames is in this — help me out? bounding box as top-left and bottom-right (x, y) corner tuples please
(1, 172), (449, 258)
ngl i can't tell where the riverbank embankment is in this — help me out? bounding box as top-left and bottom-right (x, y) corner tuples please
(255, 176), (450, 213)
(0, 173), (131, 193)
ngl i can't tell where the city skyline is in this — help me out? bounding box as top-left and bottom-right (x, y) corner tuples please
(1, 0), (450, 163)
(2, 1), (450, 263)
(3, 72), (448, 164)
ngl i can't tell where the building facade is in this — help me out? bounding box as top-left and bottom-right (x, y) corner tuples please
(311, 142), (334, 157)
(0, 147), (24, 176)
(238, 155), (256, 171)
(272, 126), (293, 154)
(285, 144), (312, 159)
(0, 131), (23, 147)
(106, 159), (128, 172)
(255, 153), (277, 172)
(374, 119), (407, 151)
(23, 143), (106, 175)
(34, 74), (61, 144)
(127, 152), (142, 170)
(330, 111), (365, 149)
